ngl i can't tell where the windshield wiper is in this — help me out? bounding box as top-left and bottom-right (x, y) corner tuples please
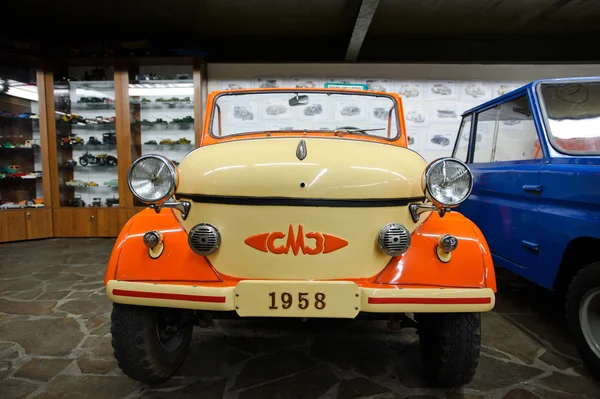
(334, 127), (386, 134)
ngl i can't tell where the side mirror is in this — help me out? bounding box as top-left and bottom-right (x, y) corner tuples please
(289, 94), (309, 106)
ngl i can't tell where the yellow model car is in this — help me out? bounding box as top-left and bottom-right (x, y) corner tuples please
(105, 88), (496, 386)
(87, 181), (99, 187)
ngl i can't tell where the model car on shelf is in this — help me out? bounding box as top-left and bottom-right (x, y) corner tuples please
(59, 135), (84, 146)
(144, 140), (158, 145)
(159, 138), (175, 145)
(19, 197), (44, 208)
(87, 136), (103, 146)
(100, 132), (116, 145)
(1, 164), (23, 175)
(66, 179), (88, 187)
(88, 181), (99, 187)
(104, 179), (118, 188)
(431, 84), (452, 95)
(64, 160), (77, 167)
(172, 116), (194, 124)
(78, 96), (113, 104)
(175, 137), (191, 145)
(0, 111), (15, 118)
(1, 142), (15, 148)
(91, 197), (102, 207)
(0, 202), (23, 209)
(22, 171), (42, 179)
(101, 132), (116, 145)
(17, 112), (37, 119)
(105, 197), (119, 207)
(23, 139), (40, 148)
(66, 196), (85, 207)
(105, 87), (496, 387)
(59, 113), (87, 125)
(454, 77), (600, 380)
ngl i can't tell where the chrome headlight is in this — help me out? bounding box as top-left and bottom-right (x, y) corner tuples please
(128, 155), (178, 204)
(424, 158), (473, 207)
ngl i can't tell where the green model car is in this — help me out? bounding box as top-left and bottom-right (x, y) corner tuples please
(103, 179), (118, 188)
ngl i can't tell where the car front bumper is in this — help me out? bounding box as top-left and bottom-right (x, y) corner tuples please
(106, 280), (495, 317)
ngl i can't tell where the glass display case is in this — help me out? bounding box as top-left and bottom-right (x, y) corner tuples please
(128, 65), (195, 205)
(54, 65), (120, 208)
(0, 68), (44, 210)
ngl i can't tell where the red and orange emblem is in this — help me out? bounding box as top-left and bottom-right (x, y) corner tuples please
(244, 225), (348, 255)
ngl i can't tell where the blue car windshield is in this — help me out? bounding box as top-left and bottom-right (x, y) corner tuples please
(541, 82), (600, 155)
(211, 91), (399, 140)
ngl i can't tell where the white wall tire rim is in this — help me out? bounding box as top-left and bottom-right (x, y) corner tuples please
(579, 287), (600, 359)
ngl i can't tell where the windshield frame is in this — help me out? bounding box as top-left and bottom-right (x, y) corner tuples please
(536, 79), (600, 156)
(208, 89), (402, 142)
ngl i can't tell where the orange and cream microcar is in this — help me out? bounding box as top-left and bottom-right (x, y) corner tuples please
(105, 88), (496, 386)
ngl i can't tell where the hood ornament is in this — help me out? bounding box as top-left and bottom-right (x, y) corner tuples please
(296, 139), (307, 161)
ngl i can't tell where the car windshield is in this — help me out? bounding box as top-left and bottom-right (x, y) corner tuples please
(210, 91), (400, 139)
(540, 81), (600, 155)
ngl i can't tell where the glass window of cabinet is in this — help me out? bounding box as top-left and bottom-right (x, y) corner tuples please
(54, 65), (120, 208)
(128, 65), (194, 205)
(0, 67), (44, 210)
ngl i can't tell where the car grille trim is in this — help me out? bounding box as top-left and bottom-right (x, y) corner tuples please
(175, 194), (425, 208)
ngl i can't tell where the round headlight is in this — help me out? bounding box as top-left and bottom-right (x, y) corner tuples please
(128, 155), (178, 204)
(424, 158), (473, 207)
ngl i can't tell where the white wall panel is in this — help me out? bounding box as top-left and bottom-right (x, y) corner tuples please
(207, 63), (600, 161)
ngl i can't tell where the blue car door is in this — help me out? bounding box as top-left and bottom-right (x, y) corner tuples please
(458, 93), (546, 278)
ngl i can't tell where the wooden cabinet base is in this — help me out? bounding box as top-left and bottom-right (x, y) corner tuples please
(97, 208), (132, 237)
(26, 209), (53, 240)
(0, 210), (28, 242)
(53, 208), (98, 237)
(0, 207), (148, 241)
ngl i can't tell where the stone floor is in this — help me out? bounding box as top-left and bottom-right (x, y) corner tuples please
(0, 239), (599, 399)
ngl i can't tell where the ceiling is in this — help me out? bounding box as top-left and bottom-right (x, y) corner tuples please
(2, 0), (600, 62)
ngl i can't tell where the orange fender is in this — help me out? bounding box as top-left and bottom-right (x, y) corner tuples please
(104, 209), (220, 285)
(375, 212), (496, 291)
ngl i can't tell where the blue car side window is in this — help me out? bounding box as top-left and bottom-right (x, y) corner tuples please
(472, 95), (540, 163)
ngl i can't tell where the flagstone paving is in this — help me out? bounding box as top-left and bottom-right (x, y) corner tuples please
(0, 238), (598, 398)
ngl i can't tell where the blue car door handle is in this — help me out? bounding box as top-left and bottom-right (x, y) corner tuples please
(522, 185), (543, 193)
(522, 240), (540, 252)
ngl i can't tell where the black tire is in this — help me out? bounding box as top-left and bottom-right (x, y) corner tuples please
(111, 304), (193, 383)
(79, 157), (88, 167)
(25, 200), (34, 207)
(567, 262), (600, 380)
(416, 312), (481, 387)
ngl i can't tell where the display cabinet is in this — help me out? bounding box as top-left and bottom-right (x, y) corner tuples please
(128, 65), (195, 205)
(53, 67), (119, 210)
(0, 62), (53, 242)
(0, 56), (205, 242)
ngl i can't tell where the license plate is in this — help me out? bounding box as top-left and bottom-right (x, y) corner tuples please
(234, 281), (360, 318)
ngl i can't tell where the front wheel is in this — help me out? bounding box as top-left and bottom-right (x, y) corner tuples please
(416, 312), (481, 387)
(567, 262), (600, 380)
(111, 304), (193, 383)
(79, 157), (88, 167)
